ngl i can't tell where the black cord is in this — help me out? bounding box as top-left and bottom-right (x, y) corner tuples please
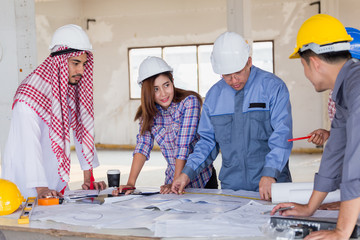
(50, 48), (81, 57)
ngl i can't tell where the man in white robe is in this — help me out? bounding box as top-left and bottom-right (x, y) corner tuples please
(2, 24), (106, 198)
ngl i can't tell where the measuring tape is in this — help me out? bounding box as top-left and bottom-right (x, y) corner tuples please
(184, 191), (261, 200)
(18, 197), (36, 224)
(38, 196), (64, 206)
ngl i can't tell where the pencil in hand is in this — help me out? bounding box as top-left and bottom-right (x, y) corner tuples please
(261, 206), (294, 215)
(288, 136), (311, 142)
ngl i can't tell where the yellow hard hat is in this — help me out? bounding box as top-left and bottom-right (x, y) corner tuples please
(290, 14), (353, 59)
(0, 179), (25, 216)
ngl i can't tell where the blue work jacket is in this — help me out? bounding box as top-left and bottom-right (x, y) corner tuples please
(182, 66), (293, 191)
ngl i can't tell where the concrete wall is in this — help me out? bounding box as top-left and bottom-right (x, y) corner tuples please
(0, 0), (37, 161)
(30, 0), (360, 150)
(34, 0), (227, 146)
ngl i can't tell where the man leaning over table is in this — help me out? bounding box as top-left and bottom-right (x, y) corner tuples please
(271, 14), (360, 240)
(171, 31), (293, 201)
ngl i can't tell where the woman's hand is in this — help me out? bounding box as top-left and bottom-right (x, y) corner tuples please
(160, 184), (172, 194)
(112, 185), (136, 196)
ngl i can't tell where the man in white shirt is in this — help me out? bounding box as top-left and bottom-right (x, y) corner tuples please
(2, 24), (106, 198)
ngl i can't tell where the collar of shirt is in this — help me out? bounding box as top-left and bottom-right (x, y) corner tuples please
(156, 101), (176, 116)
(332, 59), (355, 102)
(243, 66), (258, 91)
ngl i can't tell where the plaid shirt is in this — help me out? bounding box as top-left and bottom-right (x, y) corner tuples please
(328, 90), (336, 122)
(134, 95), (213, 188)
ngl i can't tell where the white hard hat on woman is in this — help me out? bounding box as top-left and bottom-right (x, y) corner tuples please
(137, 56), (173, 86)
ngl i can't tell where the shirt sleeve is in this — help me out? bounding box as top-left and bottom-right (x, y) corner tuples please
(315, 73), (360, 201)
(133, 121), (154, 160)
(182, 103), (219, 181)
(175, 96), (201, 160)
(74, 136), (100, 170)
(262, 81), (293, 179)
(340, 87), (360, 201)
(313, 117), (344, 193)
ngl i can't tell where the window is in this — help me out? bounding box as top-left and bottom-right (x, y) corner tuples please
(252, 41), (274, 73)
(129, 41), (274, 99)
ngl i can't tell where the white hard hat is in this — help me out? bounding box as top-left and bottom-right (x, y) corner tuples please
(210, 31), (250, 75)
(137, 56), (173, 87)
(49, 24), (92, 52)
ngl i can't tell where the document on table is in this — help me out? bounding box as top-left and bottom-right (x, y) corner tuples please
(64, 188), (116, 200)
(64, 189), (99, 199)
(30, 188), (276, 238)
(154, 201), (271, 237)
(32, 203), (162, 230)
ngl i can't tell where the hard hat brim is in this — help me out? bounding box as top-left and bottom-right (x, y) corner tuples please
(289, 49), (300, 59)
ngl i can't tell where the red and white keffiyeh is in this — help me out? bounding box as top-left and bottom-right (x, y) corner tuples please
(13, 46), (95, 183)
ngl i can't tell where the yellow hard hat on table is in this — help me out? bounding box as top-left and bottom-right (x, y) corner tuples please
(0, 179), (25, 216)
(290, 14), (353, 59)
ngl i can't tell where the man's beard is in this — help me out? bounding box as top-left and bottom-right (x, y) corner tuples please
(69, 74), (82, 86)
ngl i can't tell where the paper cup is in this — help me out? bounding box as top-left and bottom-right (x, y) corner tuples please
(107, 169), (120, 187)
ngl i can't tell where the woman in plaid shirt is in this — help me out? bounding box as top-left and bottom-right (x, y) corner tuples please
(113, 56), (217, 195)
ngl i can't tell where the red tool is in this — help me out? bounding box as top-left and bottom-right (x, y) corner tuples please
(288, 136), (311, 142)
(119, 187), (136, 193)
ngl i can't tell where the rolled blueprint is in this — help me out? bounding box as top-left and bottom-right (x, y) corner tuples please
(272, 182), (340, 204)
(289, 189), (340, 204)
(272, 182), (313, 203)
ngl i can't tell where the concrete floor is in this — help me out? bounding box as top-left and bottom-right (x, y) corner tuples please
(68, 150), (322, 190)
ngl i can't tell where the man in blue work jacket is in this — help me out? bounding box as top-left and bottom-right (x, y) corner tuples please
(171, 31), (293, 200)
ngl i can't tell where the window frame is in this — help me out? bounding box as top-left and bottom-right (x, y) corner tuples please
(128, 40), (274, 100)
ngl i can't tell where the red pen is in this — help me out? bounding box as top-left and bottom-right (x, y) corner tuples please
(288, 136), (311, 142)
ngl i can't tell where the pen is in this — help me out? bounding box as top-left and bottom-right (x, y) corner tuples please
(133, 191), (160, 196)
(262, 206), (294, 215)
(288, 136), (311, 142)
(68, 194), (98, 200)
(119, 187), (136, 193)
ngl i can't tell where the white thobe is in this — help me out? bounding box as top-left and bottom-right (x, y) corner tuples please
(1, 102), (99, 198)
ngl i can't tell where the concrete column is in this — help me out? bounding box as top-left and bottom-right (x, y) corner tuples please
(321, 0), (339, 17)
(226, 0), (252, 44)
(320, 0), (339, 131)
(0, 0), (37, 167)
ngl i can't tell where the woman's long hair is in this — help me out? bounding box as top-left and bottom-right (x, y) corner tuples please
(135, 72), (202, 135)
